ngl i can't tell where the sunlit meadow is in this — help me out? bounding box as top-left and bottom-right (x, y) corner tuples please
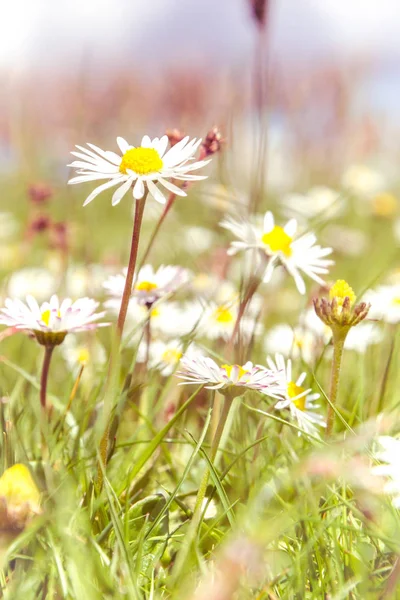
(1, 2), (400, 599)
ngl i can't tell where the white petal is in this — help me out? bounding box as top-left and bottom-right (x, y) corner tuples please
(263, 212), (274, 233)
(158, 177), (186, 197)
(117, 137), (131, 153)
(112, 178), (133, 206)
(83, 177), (126, 206)
(147, 180), (166, 204)
(133, 178), (145, 199)
(284, 219), (297, 237)
(141, 135), (152, 148)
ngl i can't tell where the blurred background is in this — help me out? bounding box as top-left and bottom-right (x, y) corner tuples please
(2, 0), (400, 178)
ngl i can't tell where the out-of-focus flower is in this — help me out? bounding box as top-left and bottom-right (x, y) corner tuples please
(181, 226), (216, 254)
(282, 187), (344, 222)
(344, 322), (383, 354)
(61, 335), (107, 373)
(27, 182), (53, 204)
(322, 225), (368, 257)
(373, 436), (400, 508)
(138, 338), (185, 376)
(198, 300), (260, 342)
(364, 284), (400, 324)
(266, 353), (325, 436)
(177, 354), (284, 398)
(342, 164), (386, 198)
(199, 126), (224, 158)
(7, 268), (56, 301)
(68, 135), (210, 206)
(104, 265), (191, 306)
(0, 464), (41, 532)
(0, 295), (108, 346)
(221, 211), (333, 294)
(371, 192), (398, 217)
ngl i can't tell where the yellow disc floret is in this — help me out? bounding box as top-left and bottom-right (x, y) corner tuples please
(262, 226), (293, 257)
(221, 364), (248, 380)
(0, 464), (40, 508)
(136, 281), (158, 292)
(287, 381), (306, 411)
(119, 147), (163, 175)
(161, 348), (183, 365)
(77, 348), (90, 365)
(214, 306), (235, 324)
(329, 279), (356, 307)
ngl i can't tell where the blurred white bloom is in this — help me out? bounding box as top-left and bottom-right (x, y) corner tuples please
(177, 354), (284, 398)
(68, 135), (210, 206)
(61, 335), (106, 373)
(182, 226), (215, 253)
(322, 225), (368, 257)
(0, 212), (18, 240)
(282, 187), (344, 222)
(364, 284), (400, 324)
(264, 317), (330, 365)
(342, 164), (386, 198)
(198, 301), (260, 342)
(266, 353), (325, 436)
(344, 322), (383, 354)
(0, 295), (108, 346)
(65, 264), (112, 298)
(7, 268), (56, 301)
(103, 264), (191, 306)
(221, 211), (333, 294)
(373, 436), (400, 508)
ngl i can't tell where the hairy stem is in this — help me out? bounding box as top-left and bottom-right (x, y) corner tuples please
(326, 334), (346, 436)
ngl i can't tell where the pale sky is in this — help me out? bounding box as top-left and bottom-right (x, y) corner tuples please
(1, 0), (400, 72)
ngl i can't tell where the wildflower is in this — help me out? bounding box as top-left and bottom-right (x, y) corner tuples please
(282, 187), (344, 222)
(314, 279), (370, 338)
(0, 464), (41, 532)
(7, 268), (56, 301)
(344, 322), (383, 354)
(373, 436), (400, 508)
(103, 264), (191, 307)
(68, 135), (210, 206)
(0, 295), (108, 347)
(61, 336), (106, 374)
(177, 354), (283, 398)
(364, 284), (400, 324)
(342, 164), (386, 198)
(27, 182), (53, 204)
(221, 211), (333, 294)
(266, 353), (325, 436)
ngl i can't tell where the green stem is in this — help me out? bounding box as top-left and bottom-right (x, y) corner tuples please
(326, 334), (346, 436)
(40, 346), (54, 410)
(117, 193), (147, 337)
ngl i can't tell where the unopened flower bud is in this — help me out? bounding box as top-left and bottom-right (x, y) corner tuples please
(27, 183), (53, 205)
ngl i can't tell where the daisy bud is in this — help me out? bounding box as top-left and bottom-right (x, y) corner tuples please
(165, 128), (186, 147)
(27, 182), (53, 205)
(249, 0), (269, 27)
(0, 465), (41, 533)
(200, 126), (224, 159)
(313, 279), (370, 340)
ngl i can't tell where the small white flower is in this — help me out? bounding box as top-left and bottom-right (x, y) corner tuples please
(61, 336), (107, 373)
(177, 354), (284, 397)
(373, 436), (400, 508)
(282, 187), (344, 222)
(344, 322), (383, 354)
(198, 300), (260, 342)
(364, 284), (400, 324)
(221, 211), (333, 294)
(103, 264), (191, 306)
(266, 353), (325, 436)
(342, 164), (386, 198)
(68, 135), (210, 206)
(7, 268), (57, 301)
(0, 295), (108, 346)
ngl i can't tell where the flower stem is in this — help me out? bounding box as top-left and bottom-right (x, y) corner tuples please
(117, 193), (147, 337)
(138, 192), (176, 269)
(40, 346), (54, 410)
(326, 333), (346, 436)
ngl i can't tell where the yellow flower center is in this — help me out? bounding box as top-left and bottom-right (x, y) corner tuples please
(372, 192), (397, 217)
(41, 309), (60, 326)
(287, 381), (306, 411)
(77, 348), (90, 365)
(136, 281), (158, 293)
(119, 147), (163, 175)
(221, 364), (248, 380)
(0, 464), (40, 508)
(161, 348), (182, 365)
(329, 279), (356, 307)
(214, 306), (235, 323)
(261, 226), (293, 256)
(151, 307), (160, 318)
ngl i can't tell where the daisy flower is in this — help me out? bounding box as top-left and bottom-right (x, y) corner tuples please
(220, 211), (333, 294)
(0, 295), (108, 346)
(177, 354), (284, 398)
(68, 135), (210, 206)
(282, 187), (344, 222)
(266, 353), (325, 436)
(198, 301), (260, 342)
(103, 264), (191, 306)
(363, 284), (400, 324)
(373, 436), (400, 508)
